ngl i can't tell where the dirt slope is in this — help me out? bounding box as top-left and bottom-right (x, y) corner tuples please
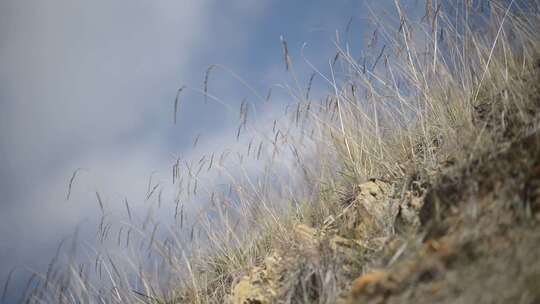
(350, 131), (540, 304)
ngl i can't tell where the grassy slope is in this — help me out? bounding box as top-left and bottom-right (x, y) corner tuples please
(14, 1), (540, 303)
(350, 65), (540, 303)
(206, 2), (540, 304)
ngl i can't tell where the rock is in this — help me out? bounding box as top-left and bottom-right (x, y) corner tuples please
(230, 253), (282, 304)
(294, 223), (365, 255)
(347, 237), (459, 303)
(341, 179), (398, 244)
(231, 276), (271, 304)
(396, 191), (424, 234)
(348, 270), (394, 304)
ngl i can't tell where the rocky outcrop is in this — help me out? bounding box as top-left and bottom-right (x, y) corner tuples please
(230, 253), (282, 304)
(230, 179), (402, 304)
(231, 130), (540, 304)
(340, 180), (398, 244)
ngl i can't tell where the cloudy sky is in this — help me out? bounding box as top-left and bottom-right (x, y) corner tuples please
(0, 0), (416, 300)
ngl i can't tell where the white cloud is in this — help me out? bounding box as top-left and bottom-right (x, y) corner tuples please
(0, 0), (285, 292)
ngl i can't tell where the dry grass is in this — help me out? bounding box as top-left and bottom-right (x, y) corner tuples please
(6, 0), (540, 303)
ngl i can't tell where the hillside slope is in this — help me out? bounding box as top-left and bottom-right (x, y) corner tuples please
(230, 60), (540, 304)
(226, 5), (540, 301)
(14, 2), (540, 303)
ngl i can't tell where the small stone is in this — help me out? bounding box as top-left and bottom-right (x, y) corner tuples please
(231, 276), (270, 304)
(348, 270), (393, 304)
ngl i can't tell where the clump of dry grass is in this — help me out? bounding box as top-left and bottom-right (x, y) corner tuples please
(7, 1), (540, 303)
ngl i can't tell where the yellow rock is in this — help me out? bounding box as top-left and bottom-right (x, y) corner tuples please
(231, 276), (271, 304)
(230, 253), (282, 304)
(344, 180), (397, 243)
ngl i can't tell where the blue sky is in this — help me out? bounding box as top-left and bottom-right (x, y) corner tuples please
(0, 0), (417, 300)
